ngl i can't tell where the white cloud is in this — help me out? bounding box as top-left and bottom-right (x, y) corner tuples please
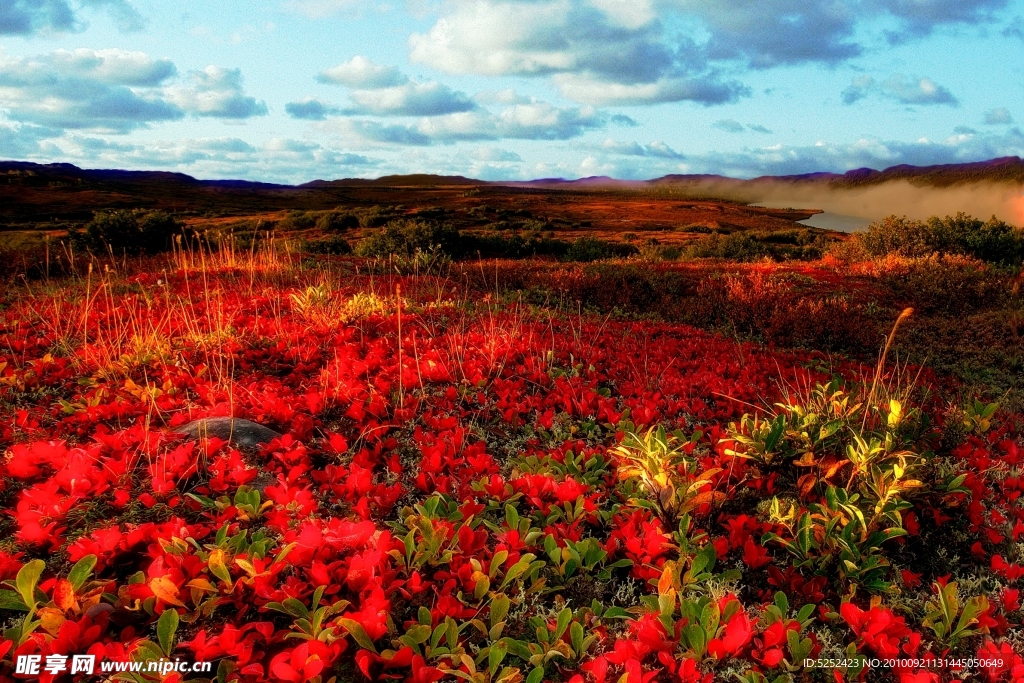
(318, 56), (407, 88)
(330, 118), (434, 146)
(281, 0), (359, 18)
(0, 49), (268, 132)
(681, 128), (1024, 177)
(347, 81), (477, 116)
(285, 98), (341, 120)
(712, 118), (744, 133)
(408, 0), (740, 105)
(473, 88), (534, 105)
(870, 0), (1010, 40)
(409, 1), (582, 77)
(1, 0), (75, 35)
(0, 121), (59, 158)
(882, 75), (958, 105)
(470, 146), (522, 162)
(165, 66), (268, 119)
(589, 0), (656, 29)
(80, 0), (144, 32)
(842, 74), (958, 106)
(0, 48), (181, 132)
(552, 73), (747, 106)
(1, 0), (143, 36)
(330, 100), (604, 146)
(676, 0), (860, 68)
(983, 107), (1014, 125)
(601, 138), (685, 158)
(406, 0), (1011, 109)
(33, 134), (379, 183)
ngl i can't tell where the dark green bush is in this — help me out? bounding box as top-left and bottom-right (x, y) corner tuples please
(413, 206), (447, 220)
(277, 210), (318, 231)
(73, 209), (184, 255)
(316, 211), (359, 232)
(858, 212), (1024, 265)
(686, 233), (767, 261)
(686, 229), (829, 261)
(355, 219), (463, 258)
(879, 255), (1008, 315)
(303, 235), (352, 255)
(521, 218), (553, 232)
(563, 236), (615, 262)
(464, 233), (571, 259)
(355, 205), (399, 228)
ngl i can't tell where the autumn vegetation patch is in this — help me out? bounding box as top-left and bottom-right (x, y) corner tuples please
(0, 221), (1022, 683)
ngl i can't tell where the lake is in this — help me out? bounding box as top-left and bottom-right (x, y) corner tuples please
(751, 201), (872, 233)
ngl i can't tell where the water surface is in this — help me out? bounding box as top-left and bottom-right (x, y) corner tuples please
(752, 200), (872, 233)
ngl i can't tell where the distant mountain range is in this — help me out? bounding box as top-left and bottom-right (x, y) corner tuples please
(2, 157), (1022, 224)
(512, 156), (1024, 190)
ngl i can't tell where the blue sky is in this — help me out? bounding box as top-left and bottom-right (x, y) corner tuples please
(1, 0), (1023, 183)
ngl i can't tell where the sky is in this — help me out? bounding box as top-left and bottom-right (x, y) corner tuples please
(1, 0), (1023, 184)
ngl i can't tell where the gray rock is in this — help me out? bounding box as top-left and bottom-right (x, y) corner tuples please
(175, 417), (282, 449)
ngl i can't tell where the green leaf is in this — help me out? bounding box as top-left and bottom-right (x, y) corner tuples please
(946, 474), (968, 492)
(690, 544), (716, 577)
(682, 623), (706, 656)
(491, 594), (510, 629)
(134, 639), (165, 663)
(490, 550), (509, 579)
(955, 596), (989, 637)
(505, 505), (519, 530)
(185, 492), (216, 508)
(157, 608), (179, 655)
(339, 618), (378, 653)
(544, 535), (558, 561)
(526, 667), (544, 683)
(68, 555), (97, 591)
(773, 592), (788, 615)
(570, 621), (584, 655)
(207, 549), (232, 585)
(554, 608), (571, 640)
(488, 641), (508, 676)
(0, 589), (29, 611)
(404, 624), (432, 645)
(16, 560), (45, 611)
(503, 637), (533, 661)
(282, 597), (310, 619)
(474, 574), (491, 599)
(500, 560), (531, 589)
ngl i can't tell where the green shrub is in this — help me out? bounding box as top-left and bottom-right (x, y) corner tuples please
(73, 209), (183, 255)
(356, 219), (463, 258)
(686, 233), (767, 261)
(858, 213), (1024, 265)
(521, 218), (553, 232)
(277, 210), (318, 231)
(355, 205), (399, 228)
(316, 211), (359, 232)
(686, 229), (830, 262)
(303, 235), (352, 255)
(413, 206), (447, 220)
(563, 236), (615, 262)
(464, 232), (571, 259)
(879, 255), (1008, 315)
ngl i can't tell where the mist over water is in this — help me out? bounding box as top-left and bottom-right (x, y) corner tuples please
(686, 180), (1024, 229)
(751, 200), (871, 232)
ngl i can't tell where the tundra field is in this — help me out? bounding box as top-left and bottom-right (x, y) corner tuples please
(1, 185), (1024, 683)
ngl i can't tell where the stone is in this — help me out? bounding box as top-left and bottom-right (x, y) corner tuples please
(175, 417), (282, 449)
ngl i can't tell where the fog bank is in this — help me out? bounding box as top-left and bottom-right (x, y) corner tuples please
(688, 179), (1024, 226)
